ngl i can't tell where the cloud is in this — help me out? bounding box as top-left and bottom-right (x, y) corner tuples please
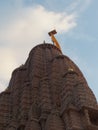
(0, 4), (77, 92)
(0, 5), (77, 44)
(0, 47), (18, 92)
(0, 48), (17, 79)
(0, 5), (77, 59)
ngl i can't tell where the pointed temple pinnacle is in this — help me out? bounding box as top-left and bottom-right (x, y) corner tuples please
(0, 32), (98, 130)
(48, 30), (62, 52)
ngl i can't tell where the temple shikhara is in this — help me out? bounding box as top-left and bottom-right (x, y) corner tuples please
(0, 30), (98, 130)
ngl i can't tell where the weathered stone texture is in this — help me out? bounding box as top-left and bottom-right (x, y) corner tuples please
(0, 43), (98, 130)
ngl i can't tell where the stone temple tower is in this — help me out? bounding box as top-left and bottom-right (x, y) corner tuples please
(0, 42), (98, 129)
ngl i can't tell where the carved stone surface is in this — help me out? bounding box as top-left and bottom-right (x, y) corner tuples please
(0, 43), (98, 130)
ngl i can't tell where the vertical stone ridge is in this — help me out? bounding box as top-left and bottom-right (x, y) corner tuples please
(39, 46), (52, 130)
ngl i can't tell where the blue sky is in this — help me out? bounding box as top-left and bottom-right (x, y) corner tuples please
(0, 0), (98, 100)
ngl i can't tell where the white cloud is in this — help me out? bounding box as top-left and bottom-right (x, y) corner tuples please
(0, 5), (77, 43)
(0, 47), (18, 92)
(0, 81), (6, 92)
(0, 48), (18, 77)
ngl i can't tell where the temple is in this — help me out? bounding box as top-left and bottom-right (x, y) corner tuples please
(0, 42), (98, 130)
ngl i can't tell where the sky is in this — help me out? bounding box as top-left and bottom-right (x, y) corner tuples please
(0, 0), (98, 100)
